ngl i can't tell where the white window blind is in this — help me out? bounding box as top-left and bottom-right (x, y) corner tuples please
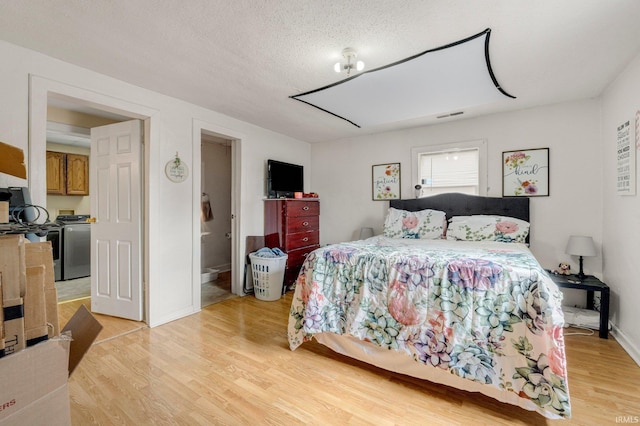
(411, 140), (487, 197)
(419, 148), (479, 195)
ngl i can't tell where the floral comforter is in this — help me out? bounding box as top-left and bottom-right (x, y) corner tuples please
(288, 237), (570, 419)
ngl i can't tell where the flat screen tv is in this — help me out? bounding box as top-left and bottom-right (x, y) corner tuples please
(267, 160), (303, 198)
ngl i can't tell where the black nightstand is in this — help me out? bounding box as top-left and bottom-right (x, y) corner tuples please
(546, 271), (610, 338)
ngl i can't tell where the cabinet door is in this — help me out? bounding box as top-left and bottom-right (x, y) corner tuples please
(46, 151), (66, 195)
(66, 154), (89, 195)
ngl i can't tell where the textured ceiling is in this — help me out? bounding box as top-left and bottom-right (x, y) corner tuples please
(1, 0), (640, 143)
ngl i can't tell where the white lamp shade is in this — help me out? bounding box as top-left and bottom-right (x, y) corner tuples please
(359, 227), (374, 240)
(565, 236), (597, 257)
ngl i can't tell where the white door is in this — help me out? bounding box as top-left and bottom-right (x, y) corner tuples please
(90, 120), (143, 321)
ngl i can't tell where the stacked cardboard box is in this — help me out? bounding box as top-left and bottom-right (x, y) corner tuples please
(24, 240), (60, 342)
(0, 235), (27, 357)
(1, 143), (101, 424)
(0, 234), (102, 425)
(0, 235), (59, 357)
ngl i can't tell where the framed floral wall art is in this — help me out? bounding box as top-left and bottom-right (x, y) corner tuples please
(372, 163), (401, 200)
(502, 148), (549, 197)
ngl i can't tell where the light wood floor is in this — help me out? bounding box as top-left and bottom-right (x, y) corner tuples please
(58, 298), (147, 344)
(59, 294), (640, 425)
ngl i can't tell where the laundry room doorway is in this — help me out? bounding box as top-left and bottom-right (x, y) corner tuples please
(45, 98), (132, 307)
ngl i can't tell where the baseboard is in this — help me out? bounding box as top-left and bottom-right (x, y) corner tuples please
(611, 325), (640, 368)
(213, 263), (231, 272)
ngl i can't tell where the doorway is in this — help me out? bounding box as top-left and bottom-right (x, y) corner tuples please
(46, 101), (147, 343)
(32, 76), (244, 326)
(46, 100), (131, 304)
(200, 131), (235, 307)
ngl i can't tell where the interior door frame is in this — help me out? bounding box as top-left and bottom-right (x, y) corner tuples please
(29, 75), (157, 323)
(192, 119), (243, 301)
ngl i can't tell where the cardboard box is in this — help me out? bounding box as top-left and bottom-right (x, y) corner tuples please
(0, 227), (103, 425)
(24, 242), (56, 291)
(24, 242), (59, 337)
(0, 202), (8, 224)
(24, 266), (48, 347)
(0, 305), (102, 425)
(0, 235), (26, 301)
(61, 305), (103, 376)
(0, 275), (4, 358)
(0, 338), (71, 425)
(0, 385), (69, 426)
(44, 288), (59, 338)
(1, 236), (26, 355)
(2, 298), (24, 356)
(0, 141), (27, 180)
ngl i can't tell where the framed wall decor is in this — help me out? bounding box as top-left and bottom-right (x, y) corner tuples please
(616, 118), (636, 195)
(502, 148), (549, 197)
(372, 163), (401, 200)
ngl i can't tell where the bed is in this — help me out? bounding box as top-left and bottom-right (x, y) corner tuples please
(287, 193), (570, 419)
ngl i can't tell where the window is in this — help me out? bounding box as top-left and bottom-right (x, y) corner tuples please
(411, 140), (487, 197)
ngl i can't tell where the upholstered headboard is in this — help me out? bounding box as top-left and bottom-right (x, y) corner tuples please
(390, 193), (530, 223)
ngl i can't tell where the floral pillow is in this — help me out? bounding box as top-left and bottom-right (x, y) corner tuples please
(383, 208), (446, 239)
(446, 215), (530, 243)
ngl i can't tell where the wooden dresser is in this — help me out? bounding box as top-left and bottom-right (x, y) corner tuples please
(264, 198), (320, 287)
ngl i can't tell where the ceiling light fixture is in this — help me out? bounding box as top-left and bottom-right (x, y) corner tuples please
(334, 47), (364, 76)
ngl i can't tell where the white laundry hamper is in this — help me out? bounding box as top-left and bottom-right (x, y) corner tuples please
(248, 253), (288, 301)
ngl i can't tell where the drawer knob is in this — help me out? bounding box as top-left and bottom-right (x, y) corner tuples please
(302, 206), (310, 211)
(302, 237), (309, 242)
(302, 221), (309, 226)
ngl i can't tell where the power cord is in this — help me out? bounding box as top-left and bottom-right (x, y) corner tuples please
(4, 204), (58, 237)
(564, 325), (595, 336)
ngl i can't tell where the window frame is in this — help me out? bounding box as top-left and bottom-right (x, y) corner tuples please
(411, 139), (488, 197)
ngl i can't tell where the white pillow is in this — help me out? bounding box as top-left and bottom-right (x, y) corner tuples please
(446, 215), (530, 243)
(383, 208), (446, 239)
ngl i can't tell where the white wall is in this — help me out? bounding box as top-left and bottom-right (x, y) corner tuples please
(0, 40), (311, 327)
(312, 99), (603, 307)
(601, 51), (640, 364)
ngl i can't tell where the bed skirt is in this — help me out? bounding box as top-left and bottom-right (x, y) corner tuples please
(314, 332), (564, 420)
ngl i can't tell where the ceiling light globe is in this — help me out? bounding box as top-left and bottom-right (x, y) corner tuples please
(356, 61), (365, 71)
(334, 62), (341, 73)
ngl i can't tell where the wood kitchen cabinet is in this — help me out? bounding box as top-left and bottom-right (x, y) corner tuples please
(65, 154), (89, 195)
(264, 198), (320, 288)
(46, 151), (66, 195)
(46, 151), (89, 196)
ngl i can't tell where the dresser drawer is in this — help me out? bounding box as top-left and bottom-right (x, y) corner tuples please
(284, 200), (320, 217)
(284, 215), (319, 234)
(286, 245), (320, 267)
(284, 230), (319, 251)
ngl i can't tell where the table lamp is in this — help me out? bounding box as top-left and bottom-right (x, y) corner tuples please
(359, 227), (374, 240)
(565, 236), (596, 279)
